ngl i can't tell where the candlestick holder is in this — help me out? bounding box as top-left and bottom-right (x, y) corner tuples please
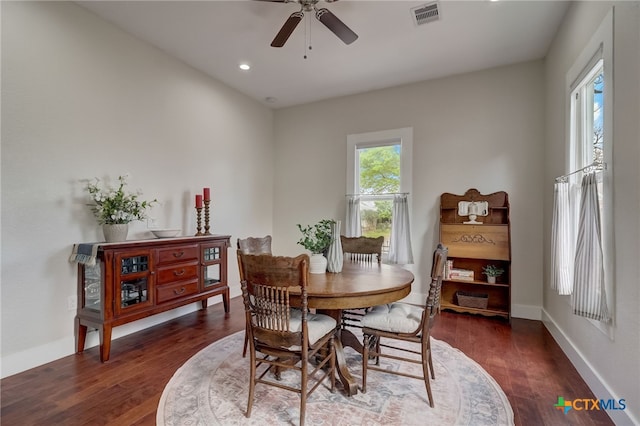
(204, 200), (211, 235)
(195, 207), (204, 236)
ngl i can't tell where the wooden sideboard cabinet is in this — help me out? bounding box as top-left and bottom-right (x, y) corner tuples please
(75, 235), (230, 362)
(439, 189), (511, 321)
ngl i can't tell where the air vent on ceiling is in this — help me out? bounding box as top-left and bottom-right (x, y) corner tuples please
(411, 2), (440, 26)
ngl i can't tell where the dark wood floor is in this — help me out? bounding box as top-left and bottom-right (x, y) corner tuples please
(1, 297), (613, 426)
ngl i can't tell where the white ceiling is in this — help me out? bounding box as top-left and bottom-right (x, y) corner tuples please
(78, 0), (570, 109)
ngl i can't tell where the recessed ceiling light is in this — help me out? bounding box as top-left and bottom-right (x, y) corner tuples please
(239, 63), (251, 71)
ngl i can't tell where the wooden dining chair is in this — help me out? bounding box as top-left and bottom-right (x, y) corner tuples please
(361, 243), (448, 407)
(237, 235), (273, 357)
(238, 252), (336, 426)
(237, 235), (272, 256)
(340, 235), (384, 330)
(340, 235), (383, 264)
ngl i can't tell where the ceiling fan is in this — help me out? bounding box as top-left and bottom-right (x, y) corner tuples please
(259, 0), (358, 48)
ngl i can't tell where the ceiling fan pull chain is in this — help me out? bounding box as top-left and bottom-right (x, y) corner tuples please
(304, 12), (311, 59)
(308, 11), (313, 53)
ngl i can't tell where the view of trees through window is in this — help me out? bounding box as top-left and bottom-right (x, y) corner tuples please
(592, 72), (603, 164)
(357, 144), (400, 246)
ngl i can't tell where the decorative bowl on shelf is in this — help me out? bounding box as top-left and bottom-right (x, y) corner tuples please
(150, 228), (181, 238)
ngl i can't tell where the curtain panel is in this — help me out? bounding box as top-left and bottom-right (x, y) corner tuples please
(388, 194), (413, 264)
(345, 196), (362, 237)
(571, 172), (610, 322)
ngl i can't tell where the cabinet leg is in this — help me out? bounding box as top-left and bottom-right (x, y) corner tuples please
(201, 298), (208, 309)
(222, 288), (230, 313)
(75, 317), (87, 354)
(99, 325), (112, 363)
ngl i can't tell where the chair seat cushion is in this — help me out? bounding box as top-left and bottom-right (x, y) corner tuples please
(361, 303), (424, 333)
(290, 310), (337, 346)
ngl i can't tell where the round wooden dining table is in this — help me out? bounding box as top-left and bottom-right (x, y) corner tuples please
(303, 261), (415, 396)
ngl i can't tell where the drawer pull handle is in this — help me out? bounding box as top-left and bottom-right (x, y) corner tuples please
(173, 287), (186, 295)
(173, 251), (185, 258)
(173, 269), (186, 276)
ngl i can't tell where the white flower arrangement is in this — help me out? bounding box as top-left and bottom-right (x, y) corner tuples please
(86, 174), (156, 225)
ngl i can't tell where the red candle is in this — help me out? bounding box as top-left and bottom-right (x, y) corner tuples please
(195, 194), (203, 208)
(203, 187), (210, 201)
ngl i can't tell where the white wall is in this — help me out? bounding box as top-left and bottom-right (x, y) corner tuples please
(272, 60), (545, 318)
(543, 2), (640, 424)
(1, 2), (274, 377)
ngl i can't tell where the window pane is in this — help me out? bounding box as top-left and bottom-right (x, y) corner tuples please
(356, 144), (400, 252)
(357, 145), (400, 194)
(591, 72), (604, 164)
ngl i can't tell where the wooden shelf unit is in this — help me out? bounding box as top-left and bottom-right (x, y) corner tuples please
(74, 235), (230, 362)
(439, 189), (511, 320)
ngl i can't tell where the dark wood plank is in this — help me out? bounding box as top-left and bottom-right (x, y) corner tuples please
(0, 298), (614, 426)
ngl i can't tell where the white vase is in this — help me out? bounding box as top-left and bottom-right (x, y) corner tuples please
(326, 221), (343, 273)
(309, 253), (328, 274)
(103, 223), (129, 243)
(487, 276), (496, 284)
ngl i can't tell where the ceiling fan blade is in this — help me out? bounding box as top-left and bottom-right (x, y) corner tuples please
(315, 8), (358, 45)
(271, 11), (304, 47)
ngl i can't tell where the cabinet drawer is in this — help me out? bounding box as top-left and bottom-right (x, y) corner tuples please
(156, 280), (199, 303)
(156, 262), (199, 285)
(156, 244), (199, 265)
(441, 224), (509, 260)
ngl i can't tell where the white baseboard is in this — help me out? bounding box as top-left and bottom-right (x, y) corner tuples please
(511, 303), (542, 320)
(1, 295), (229, 379)
(541, 310), (638, 426)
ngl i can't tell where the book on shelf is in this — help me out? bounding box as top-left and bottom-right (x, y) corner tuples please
(449, 268), (474, 280)
(449, 275), (475, 281)
(445, 260), (453, 279)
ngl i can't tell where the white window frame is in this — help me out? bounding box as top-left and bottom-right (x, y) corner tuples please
(565, 9), (614, 335)
(346, 127), (413, 255)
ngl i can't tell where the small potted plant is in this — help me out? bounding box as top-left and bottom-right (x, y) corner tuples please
(296, 219), (335, 273)
(482, 265), (504, 284)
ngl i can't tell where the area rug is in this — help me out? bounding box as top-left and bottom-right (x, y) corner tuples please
(157, 331), (514, 426)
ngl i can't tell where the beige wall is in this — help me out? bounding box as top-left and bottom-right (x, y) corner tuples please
(272, 60), (545, 316)
(543, 2), (640, 424)
(1, 2), (274, 376)
(3, 6), (638, 423)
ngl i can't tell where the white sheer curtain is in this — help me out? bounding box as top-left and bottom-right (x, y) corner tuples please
(388, 194), (413, 264)
(345, 196), (361, 237)
(550, 181), (574, 295)
(571, 172), (610, 322)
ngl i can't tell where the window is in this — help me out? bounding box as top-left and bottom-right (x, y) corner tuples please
(569, 59), (605, 218)
(570, 60), (604, 173)
(346, 127), (413, 262)
(555, 9), (613, 329)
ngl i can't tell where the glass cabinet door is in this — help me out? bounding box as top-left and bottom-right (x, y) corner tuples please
(202, 245), (222, 289)
(115, 251), (154, 315)
(82, 263), (102, 312)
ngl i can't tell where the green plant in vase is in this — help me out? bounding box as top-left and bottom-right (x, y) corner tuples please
(296, 219), (335, 274)
(85, 174), (156, 242)
(296, 219), (335, 254)
(482, 264), (504, 283)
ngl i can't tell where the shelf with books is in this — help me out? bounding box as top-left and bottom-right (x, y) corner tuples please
(440, 189), (511, 321)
